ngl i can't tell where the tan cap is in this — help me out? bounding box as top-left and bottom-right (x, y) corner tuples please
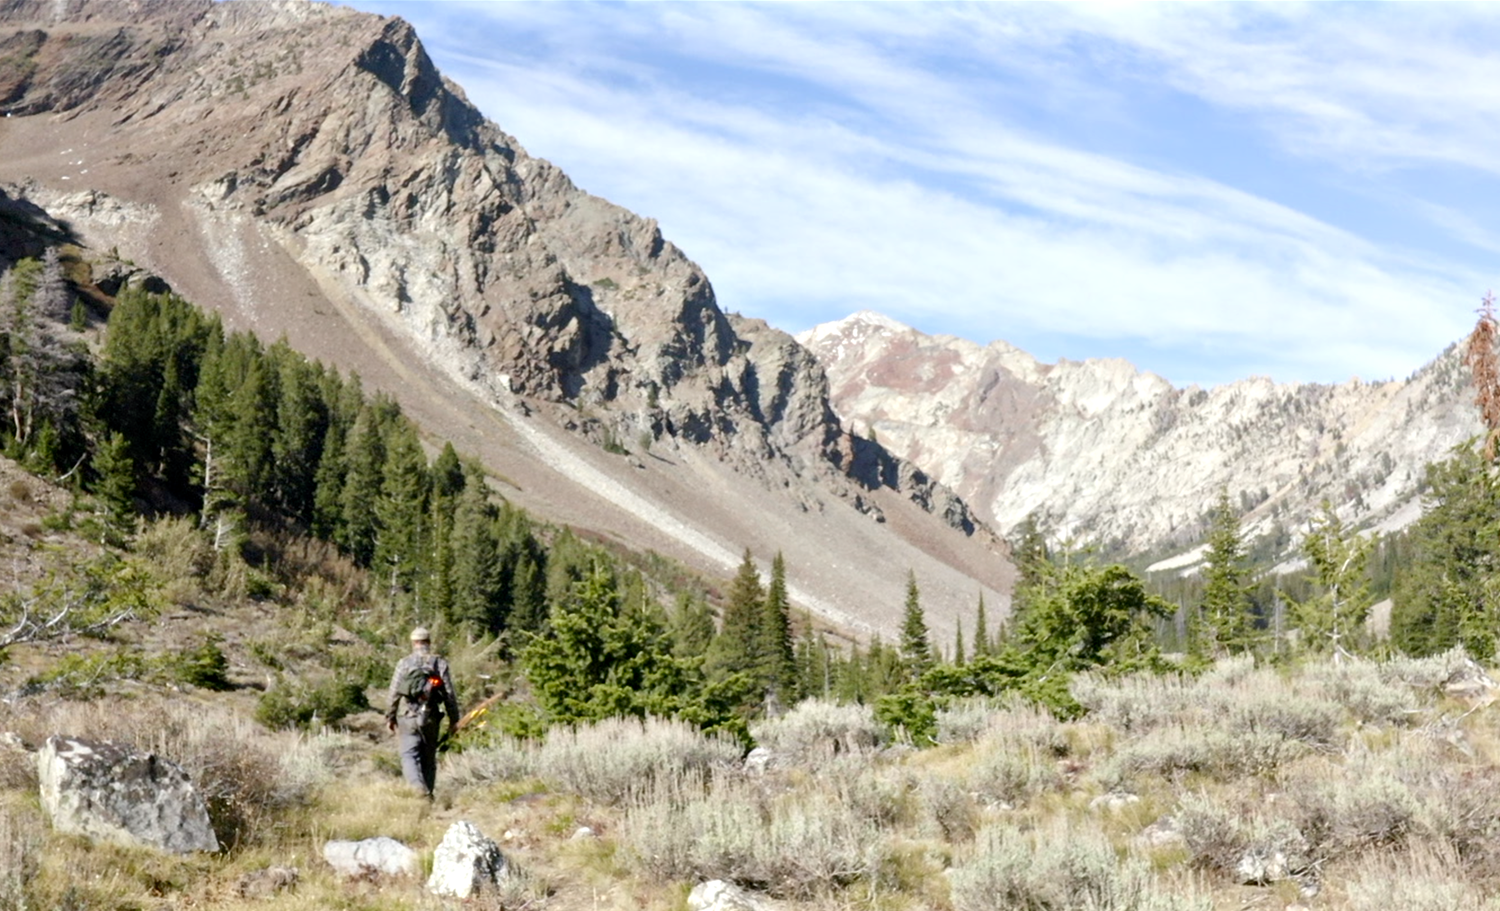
(409, 626), (431, 642)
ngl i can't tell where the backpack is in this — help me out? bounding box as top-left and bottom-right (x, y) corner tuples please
(398, 659), (445, 712)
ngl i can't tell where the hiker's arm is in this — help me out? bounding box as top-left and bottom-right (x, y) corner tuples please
(385, 660), (404, 731)
(441, 660), (460, 737)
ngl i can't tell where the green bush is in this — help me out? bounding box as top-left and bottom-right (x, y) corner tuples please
(167, 635), (232, 691)
(254, 675), (368, 730)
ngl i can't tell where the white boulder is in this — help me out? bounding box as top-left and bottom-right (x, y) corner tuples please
(322, 836), (419, 877)
(427, 820), (507, 898)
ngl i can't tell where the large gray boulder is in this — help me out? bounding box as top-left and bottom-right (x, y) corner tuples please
(37, 735), (218, 854)
(322, 837), (419, 878)
(427, 820), (507, 898)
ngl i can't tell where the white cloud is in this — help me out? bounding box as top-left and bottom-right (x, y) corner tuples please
(358, 1), (1496, 387)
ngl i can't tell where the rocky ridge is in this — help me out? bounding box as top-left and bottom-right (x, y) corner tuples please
(0, 0), (1006, 638)
(799, 311), (1479, 562)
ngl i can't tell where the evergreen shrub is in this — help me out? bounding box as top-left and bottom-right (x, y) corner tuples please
(254, 675), (367, 731)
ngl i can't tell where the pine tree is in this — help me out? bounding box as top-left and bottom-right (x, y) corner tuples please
(1288, 500), (1374, 657)
(1198, 490), (1257, 656)
(449, 461), (502, 635)
(373, 420), (429, 596)
(1014, 561), (1171, 670)
(953, 618), (966, 666)
(973, 593), (991, 658)
(1391, 446), (1500, 658)
(500, 504), (548, 636)
(1007, 514), (1050, 636)
(899, 570), (933, 680)
(92, 430), (136, 545)
(311, 374), (362, 542)
(794, 624), (832, 699)
(669, 593), (716, 660)
(706, 549), (765, 682)
(4, 251), (82, 450)
(522, 564), (693, 724)
(338, 401), (387, 565)
(760, 552), (797, 702)
(269, 345), (327, 524)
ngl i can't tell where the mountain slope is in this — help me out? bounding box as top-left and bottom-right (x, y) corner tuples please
(800, 311), (1479, 560)
(0, 0), (1008, 640)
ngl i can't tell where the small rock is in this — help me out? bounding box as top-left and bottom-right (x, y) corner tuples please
(1137, 816), (1184, 849)
(743, 747), (776, 774)
(570, 826), (596, 840)
(1090, 791), (1140, 813)
(688, 879), (764, 911)
(322, 837), (418, 878)
(427, 820), (507, 899)
(0, 732), (28, 752)
(236, 866), (298, 898)
(1236, 849), (1293, 885)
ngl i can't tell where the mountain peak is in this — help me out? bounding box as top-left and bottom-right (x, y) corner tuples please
(0, 0), (1009, 640)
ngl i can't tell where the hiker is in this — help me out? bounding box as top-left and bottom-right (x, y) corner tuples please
(386, 626), (460, 799)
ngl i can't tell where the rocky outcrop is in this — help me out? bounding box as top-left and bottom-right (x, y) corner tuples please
(37, 735), (218, 854)
(801, 311), (1479, 560)
(427, 820), (507, 899)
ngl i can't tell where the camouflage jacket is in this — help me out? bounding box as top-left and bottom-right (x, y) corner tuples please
(385, 651), (459, 728)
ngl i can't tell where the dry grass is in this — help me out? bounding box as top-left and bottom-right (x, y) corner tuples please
(8, 650), (1500, 909)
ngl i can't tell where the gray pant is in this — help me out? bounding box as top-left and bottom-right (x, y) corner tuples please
(396, 716), (441, 797)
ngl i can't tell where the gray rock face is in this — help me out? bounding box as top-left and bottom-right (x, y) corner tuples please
(322, 836), (419, 878)
(427, 820), (507, 898)
(37, 735), (218, 854)
(688, 879), (766, 911)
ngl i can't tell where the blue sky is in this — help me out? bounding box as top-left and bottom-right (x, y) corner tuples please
(343, 2), (1498, 388)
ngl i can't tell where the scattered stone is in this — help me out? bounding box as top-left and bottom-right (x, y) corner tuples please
(688, 879), (765, 911)
(1236, 848), (1298, 885)
(37, 735), (218, 854)
(570, 826), (597, 840)
(427, 820), (507, 899)
(322, 837), (419, 878)
(0, 732), (28, 752)
(743, 747), (776, 774)
(1137, 816), (1184, 849)
(1089, 791), (1140, 813)
(236, 866), (299, 898)
(1443, 659), (1498, 707)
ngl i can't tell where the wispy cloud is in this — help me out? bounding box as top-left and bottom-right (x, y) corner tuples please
(351, 1), (1497, 387)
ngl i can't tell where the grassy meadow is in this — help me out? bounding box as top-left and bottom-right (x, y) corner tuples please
(3, 648), (1500, 910)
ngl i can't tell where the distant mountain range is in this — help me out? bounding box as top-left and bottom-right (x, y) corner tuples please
(799, 311), (1480, 566)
